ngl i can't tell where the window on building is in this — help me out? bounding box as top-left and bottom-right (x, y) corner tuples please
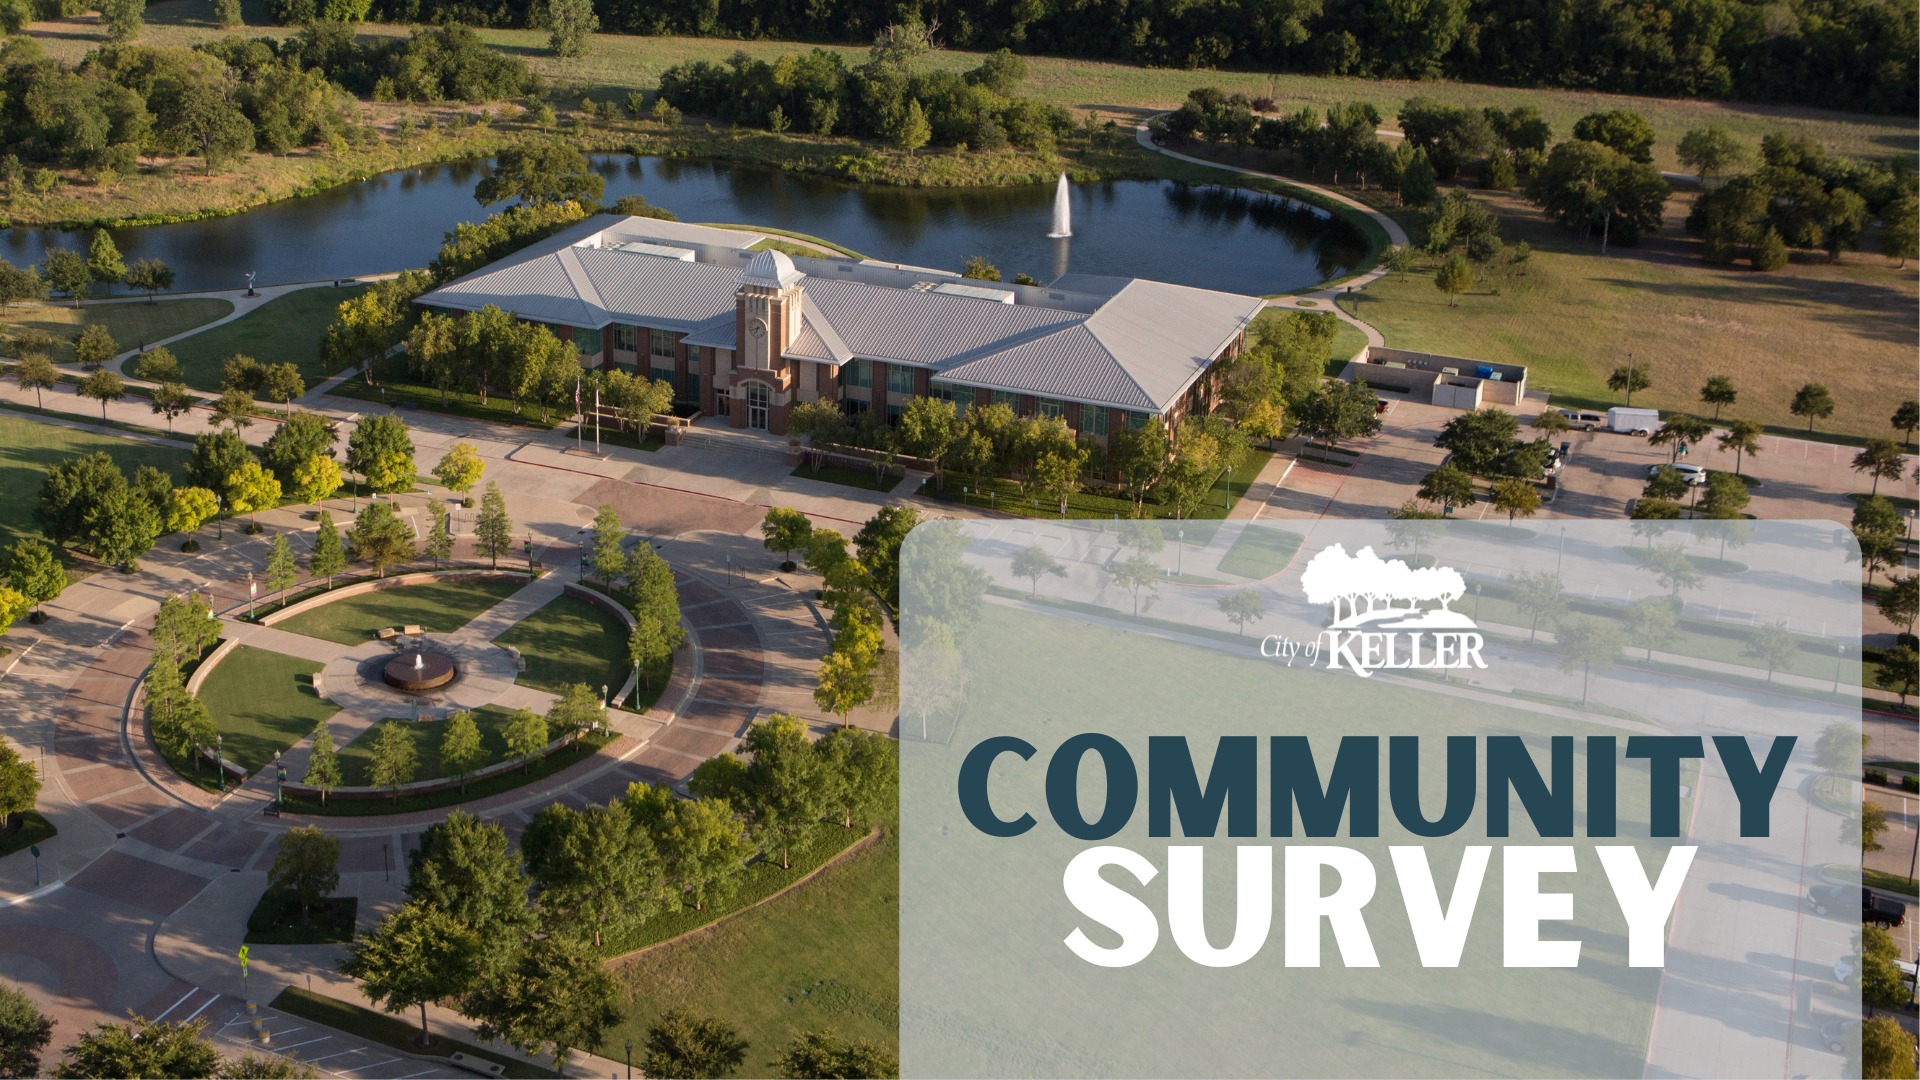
(844, 398), (870, 417)
(651, 366), (675, 389)
(1125, 410), (1151, 431)
(886, 402), (903, 427)
(716, 390), (730, 416)
(929, 380), (959, 404)
(991, 390), (1020, 411)
(844, 359), (872, 388)
(687, 345), (702, 368)
(649, 329), (676, 360)
(1081, 404), (1109, 436)
(887, 366), (916, 395)
(1036, 398), (1065, 420)
(686, 373), (700, 403)
(614, 325), (638, 352)
(574, 326), (602, 355)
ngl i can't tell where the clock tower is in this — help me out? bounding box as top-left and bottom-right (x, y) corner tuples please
(736, 250), (804, 372)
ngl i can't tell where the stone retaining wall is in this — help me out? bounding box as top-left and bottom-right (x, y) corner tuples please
(259, 567), (536, 628)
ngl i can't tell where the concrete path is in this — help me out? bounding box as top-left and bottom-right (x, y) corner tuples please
(103, 283), (334, 380)
(454, 573), (566, 642)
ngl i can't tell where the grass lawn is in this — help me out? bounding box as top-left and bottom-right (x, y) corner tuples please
(1216, 525), (1304, 579)
(789, 463), (897, 492)
(196, 645), (338, 772)
(935, 447), (1274, 534)
(1350, 186), (1916, 441)
(270, 987), (549, 1079)
(601, 825), (897, 1073)
(335, 705), (520, 786)
(331, 354), (562, 431)
(0, 812), (58, 859)
(165, 285), (365, 392)
(0, 299), (232, 365)
(493, 593), (633, 695)
(273, 577), (526, 646)
(281, 731), (615, 817)
(244, 893), (357, 945)
(0, 413), (192, 549)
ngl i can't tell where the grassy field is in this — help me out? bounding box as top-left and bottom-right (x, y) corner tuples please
(1, 300), (233, 366)
(1216, 525), (1305, 578)
(601, 825), (898, 1073)
(334, 704), (519, 786)
(282, 731), (615, 816)
(789, 463), (898, 492)
(934, 447), (1274, 532)
(196, 645), (338, 771)
(0, 413), (192, 549)
(271, 988), (549, 1079)
(273, 577), (525, 645)
(1348, 186), (1917, 440)
(493, 593), (634, 696)
(165, 285), (365, 391)
(0, 812), (57, 859)
(332, 354), (562, 431)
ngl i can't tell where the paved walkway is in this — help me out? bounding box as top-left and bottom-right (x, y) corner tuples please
(102, 283), (336, 380)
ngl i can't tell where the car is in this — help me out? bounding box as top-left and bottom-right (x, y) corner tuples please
(1646, 462), (1708, 486)
(1867, 893), (1908, 928)
(1819, 1018), (1861, 1054)
(1808, 883), (1855, 916)
(1375, 398), (1391, 415)
(1559, 410), (1607, 431)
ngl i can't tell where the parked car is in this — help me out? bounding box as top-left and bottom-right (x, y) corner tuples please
(1559, 410), (1607, 431)
(1646, 463), (1709, 486)
(1866, 893), (1908, 928)
(1807, 884), (1856, 916)
(1820, 1018), (1861, 1054)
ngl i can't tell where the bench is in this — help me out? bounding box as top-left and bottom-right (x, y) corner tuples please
(402, 624), (424, 637)
(447, 1052), (507, 1078)
(376, 628), (397, 641)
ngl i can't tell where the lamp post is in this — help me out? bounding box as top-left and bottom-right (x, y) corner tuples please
(624, 1040), (632, 1079)
(524, 532), (535, 575)
(1556, 526), (1567, 575)
(215, 494), (224, 540)
(1176, 527), (1184, 576)
(216, 735), (224, 793)
(1833, 642), (1846, 693)
(274, 750), (285, 807)
(1472, 583), (1482, 621)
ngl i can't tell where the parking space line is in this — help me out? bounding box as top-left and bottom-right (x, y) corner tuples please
(152, 989), (198, 1022)
(182, 995), (221, 1023)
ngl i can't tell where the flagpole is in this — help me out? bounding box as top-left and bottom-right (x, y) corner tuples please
(575, 374), (583, 451)
(594, 386), (601, 452)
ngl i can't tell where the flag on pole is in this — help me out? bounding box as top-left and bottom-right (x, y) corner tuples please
(574, 374), (582, 415)
(249, 576), (257, 598)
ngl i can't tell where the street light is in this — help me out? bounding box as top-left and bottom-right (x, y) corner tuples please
(1833, 641), (1846, 693)
(216, 735), (224, 793)
(1176, 527), (1184, 576)
(1556, 526), (1567, 575)
(624, 1040), (632, 1079)
(215, 494), (224, 540)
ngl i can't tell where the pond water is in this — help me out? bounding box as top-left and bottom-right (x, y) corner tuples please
(0, 155), (1367, 296)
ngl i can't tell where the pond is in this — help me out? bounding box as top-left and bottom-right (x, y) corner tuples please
(0, 155), (1368, 296)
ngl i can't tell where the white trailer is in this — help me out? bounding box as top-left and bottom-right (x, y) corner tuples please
(1608, 407), (1660, 435)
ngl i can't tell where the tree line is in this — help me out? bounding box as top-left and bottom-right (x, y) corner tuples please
(281, 0), (1919, 115)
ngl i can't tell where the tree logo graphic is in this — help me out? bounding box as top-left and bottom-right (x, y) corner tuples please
(1297, 544), (1485, 677)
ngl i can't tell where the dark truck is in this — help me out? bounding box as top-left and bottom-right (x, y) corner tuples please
(1808, 884), (1908, 927)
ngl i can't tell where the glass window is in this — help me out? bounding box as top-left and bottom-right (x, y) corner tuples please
(651, 366), (675, 388)
(686, 373), (699, 402)
(1125, 410), (1150, 431)
(844, 398), (870, 416)
(886, 402), (903, 427)
(574, 326), (602, 355)
(929, 380), (959, 404)
(1081, 404), (1108, 436)
(845, 360), (872, 388)
(1036, 398), (1064, 420)
(614, 325), (638, 352)
(991, 390), (1020, 411)
(687, 345), (702, 367)
(887, 366), (916, 394)
(649, 328), (676, 360)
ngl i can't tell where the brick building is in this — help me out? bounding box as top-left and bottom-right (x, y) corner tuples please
(418, 214), (1266, 440)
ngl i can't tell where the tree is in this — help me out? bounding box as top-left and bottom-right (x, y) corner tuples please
(1852, 438), (1907, 496)
(1033, 447), (1086, 516)
(853, 504), (918, 610)
(1860, 925), (1908, 1015)
(474, 142), (604, 206)
(1217, 587), (1265, 636)
(3, 539), (66, 617)
(1572, 109), (1655, 162)
(264, 533), (298, 601)
(261, 363), (305, 406)
(775, 1031), (899, 1079)
(189, 430), (255, 493)
(1526, 140), (1670, 248)
(466, 936), (620, 1068)
(1862, 1015), (1917, 1080)
(643, 1013), (748, 1080)
(1511, 570), (1566, 642)
(1698, 471), (1750, 520)
(13, 354), (58, 409)
(267, 825), (339, 920)
(56, 1017), (218, 1079)
(86, 231), (124, 295)
(1741, 621), (1798, 683)
(1108, 550), (1160, 618)
(1860, 800), (1889, 853)
(1789, 383), (1836, 434)
(338, 901), (479, 1048)
(431, 442), (484, 496)
(0, 981), (53, 1079)
(368, 720), (418, 800)
(1433, 252), (1473, 305)
(292, 454), (343, 506)
(225, 462), (281, 532)
(896, 99), (931, 153)
(1876, 644), (1918, 705)
(739, 714), (824, 870)
(542, 0), (597, 55)
(813, 647), (876, 725)
(1490, 477), (1540, 522)
(1625, 596), (1678, 660)
(1607, 363), (1651, 406)
(658, 796), (751, 912)
(1433, 407), (1520, 475)
(1556, 616), (1622, 704)
(1891, 400), (1919, 446)
(131, 348), (182, 383)
(1676, 126), (1748, 183)
(1294, 379), (1382, 452)
(405, 810), (533, 943)
(1876, 574), (1919, 637)
(303, 720), (340, 806)
(347, 414), (415, 494)
(309, 510), (345, 587)
(422, 500), (452, 566)
(148, 383), (198, 432)
(1011, 545), (1064, 599)
(210, 387), (257, 431)
(1416, 464), (1475, 514)
(1752, 226), (1789, 270)
(72, 326), (117, 371)
(1650, 414), (1713, 463)
(99, 0), (144, 39)
(503, 708), (547, 772)
(0, 740), (40, 829)
(474, 482), (513, 568)
(1696, 375), (1737, 419)
(77, 369), (124, 422)
(523, 800), (657, 949)
(1718, 419), (1763, 475)
(961, 256), (1001, 281)
(124, 259), (175, 304)
(896, 397), (964, 488)
(43, 250), (88, 306)
(346, 503), (414, 576)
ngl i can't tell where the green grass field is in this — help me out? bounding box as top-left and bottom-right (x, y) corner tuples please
(789, 463), (898, 493)
(282, 731), (616, 816)
(331, 354), (562, 430)
(164, 285), (365, 392)
(334, 704), (520, 786)
(196, 645), (338, 771)
(601, 825), (898, 1073)
(273, 577), (526, 646)
(0, 413), (192, 549)
(935, 448), (1274, 533)
(1216, 525), (1304, 578)
(1, 299), (232, 366)
(493, 593), (635, 696)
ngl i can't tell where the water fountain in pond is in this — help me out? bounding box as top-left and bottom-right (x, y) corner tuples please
(1046, 173), (1072, 238)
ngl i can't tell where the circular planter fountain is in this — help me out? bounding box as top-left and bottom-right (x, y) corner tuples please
(383, 649), (457, 693)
